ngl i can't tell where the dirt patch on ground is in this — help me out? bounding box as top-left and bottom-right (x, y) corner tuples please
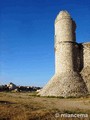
(0, 92), (90, 120)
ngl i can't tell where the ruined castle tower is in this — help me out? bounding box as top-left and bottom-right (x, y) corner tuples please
(39, 11), (89, 97)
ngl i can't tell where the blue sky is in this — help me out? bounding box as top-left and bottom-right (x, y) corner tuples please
(0, 0), (90, 86)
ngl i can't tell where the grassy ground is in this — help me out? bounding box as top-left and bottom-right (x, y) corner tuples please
(0, 92), (90, 120)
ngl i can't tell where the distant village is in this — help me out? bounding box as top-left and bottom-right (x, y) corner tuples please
(0, 82), (42, 92)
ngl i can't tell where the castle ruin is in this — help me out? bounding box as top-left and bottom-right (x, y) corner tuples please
(39, 10), (90, 97)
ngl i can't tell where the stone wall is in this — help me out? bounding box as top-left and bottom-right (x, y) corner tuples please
(55, 42), (79, 74)
(55, 11), (76, 42)
(54, 11), (77, 74)
(82, 43), (90, 68)
(81, 43), (90, 92)
(39, 10), (90, 97)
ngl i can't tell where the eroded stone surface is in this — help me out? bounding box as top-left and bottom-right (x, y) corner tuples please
(39, 10), (90, 97)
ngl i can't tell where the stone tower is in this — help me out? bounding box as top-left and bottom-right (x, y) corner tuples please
(39, 10), (88, 97)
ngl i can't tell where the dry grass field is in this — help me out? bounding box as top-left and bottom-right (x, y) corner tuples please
(0, 92), (90, 120)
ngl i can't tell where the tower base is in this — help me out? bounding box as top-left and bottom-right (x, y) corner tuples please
(39, 72), (88, 97)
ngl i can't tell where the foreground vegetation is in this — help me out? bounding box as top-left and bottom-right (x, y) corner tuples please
(0, 92), (90, 120)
